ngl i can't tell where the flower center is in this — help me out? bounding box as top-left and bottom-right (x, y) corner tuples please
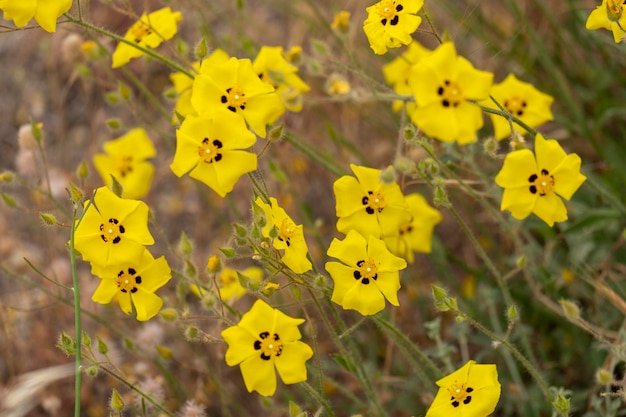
(198, 138), (223, 164)
(220, 87), (247, 112)
(129, 21), (153, 43)
(447, 381), (474, 408)
(607, 0), (624, 20)
(114, 155), (134, 178)
(253, 331), (283, 361)
(437, 80), (464, 108)
(219, 271), (236, 286)
(504, 96), (528, 117)
(528, 169), (555, 196)
(99, 217), (125, 244)
(353, 258), (378, 285)
(376, 0), (403, 26)
(362, 190), (386, 215)
(277, 218), (296, 247)
(115, 267), (142, 293)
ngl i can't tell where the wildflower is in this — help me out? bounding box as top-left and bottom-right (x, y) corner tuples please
(331, 11), (351, 33)
(425, 360), (501, 417)
(326, 73), (351, 96)
(334, 164), (410, 238)
(325, 230), (407, 316)
(170, 49), (231, 121)
(255, 197), (312, 274)
(382, 41), (430, 112)
(484, 74), (554, 140)
(112, 7), (183, 68)
(284, 45), (303, 64)
(170, 112), (257, 197)
(383, 193), (442, 263)
(495, 134), (586, 226)
(74, 186), (154, 266)
(190, 57), (285, 138)
(363, 0), (424, 55)
(0, 0), (72, 32)
(93, 128), (156, 199)
(217, 267), (263, 302)
(91, 249), (171, 321)
(253, 46), (310, 112)
(409, 42), (493, 144)
(221, 299), (313, 396)
(586, 0), (626, 43)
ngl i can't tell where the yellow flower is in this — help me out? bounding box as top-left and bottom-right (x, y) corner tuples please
(284, 45), (303, 64)
(255, 196), (312, 274)
(334, 164), (410, 238)
(169, 49), (230, 121)
(331, 11), (351, 33)
(484, 74), (554, 140)
(383, 193), (442, 263)
(91, 249), (171, 321)
(93, 128), (156, 199)
(74, 186), (154, 266)
(326, 73), (351, 96)
(382, 41), (430, 112)
(217, 267), (263, 302)
(495, 134), (586, 226)
(190, 57), (285, 138)
(586, 0), (626, 43)
(221, 299), (313, 396)
(0, 0), (72, 32)
(253, 46), (310, 113)
(325, 230), (407, 316)
(426, 360), (501, 417)
(170, 112), (257, 197)
(111, 7), (182, 68)
(409, 42), (493, 145)
(363, 0), (424, 55)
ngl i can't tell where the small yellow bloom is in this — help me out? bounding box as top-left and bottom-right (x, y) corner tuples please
(363, 0), (424, 55)
(221, 299), (313, 396)
(217, 267), (263, 302)
(0, 0), (72, 32)
(426, 360), (501, 417)
(495, 134), (586, 226)
(112, 7), (182, 68)
(382, 41), (430, 112)
(586, 0), (626, 43)
(284, 45), (303, 64)
(326, 73), (351, 96)
(331, 11), (351, 33)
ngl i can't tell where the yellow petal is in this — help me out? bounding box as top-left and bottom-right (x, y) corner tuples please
(274, 341), (313, 384)
(341, 279), (387, 315)
(131, 289), (164, 321)
(240, 356), (276, 396)
(552, 154), (586, 200)
(495, 149), (537, 188)
(34, 0), (72, 32)
(222, 325), (256, 366)
(532, 192), (568, 226)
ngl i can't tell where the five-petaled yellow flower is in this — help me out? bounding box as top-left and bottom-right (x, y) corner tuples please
(170, 112), (257, 197)
(425, 360), (501, 417)
(74, 186), (155, 266)
(495, 134), (586, 226)
(409, 42), (493, 144)
(325, 230), (407, 316)
(383, 193), (442, 263)
(112, 7), (182, 68)
(221, 299), (313, 396)
(586, 0), (626, 43)
(382, 40), (430, 112)
(217, 267), (263, 302)
(93, 128), (156, 199)
(363, 0), (424, 55)
(253, 46), (310, 113)
(484, 74), (554, 141)
(0, 0), (72, 32)
(334, 164), (410, 238)
(91, 249), (171, 321)
(255, 197), (312, 274)
(191, 57), (285, 138)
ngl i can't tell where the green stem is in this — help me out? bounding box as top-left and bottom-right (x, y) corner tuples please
(283, 131), (346, 177)
(64, 14), (193, 78)
(480, 102), (538, 137)
(300, 381), (336, 417)
(69, 211), (82, 417)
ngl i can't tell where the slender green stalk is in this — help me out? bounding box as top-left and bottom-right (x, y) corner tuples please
(69, 211), (82, 417)
(300, 381), (336, 417)
(283, 131), (346, 177)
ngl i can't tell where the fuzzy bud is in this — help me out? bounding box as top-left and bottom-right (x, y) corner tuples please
(160, 308), (178, 321)
(559, 299), (580, 320)
(596, 368), (613, 385)
(109, 389), (125, 412)
(40, 212), (58, 226)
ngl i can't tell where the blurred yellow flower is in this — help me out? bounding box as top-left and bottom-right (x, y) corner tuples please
(326, 73), (351, 96)
(382, 40), (430, 112)
(221, 299), (313, 396)
(112, 7), (182, 68)
(426, 360), (501, 417)
(484, 74), (554, 141)
(495, 134), (586, 226)
(363, 0), (423, 55)
(0, 0), (72, 32)
(586, 0), (626, 43)
(91, 249), (171, 321)
(217, 267), (263, 302)
(331, 10), (351, 33)
(409, 42), (493, 144)
(93, 128), (156, 199)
